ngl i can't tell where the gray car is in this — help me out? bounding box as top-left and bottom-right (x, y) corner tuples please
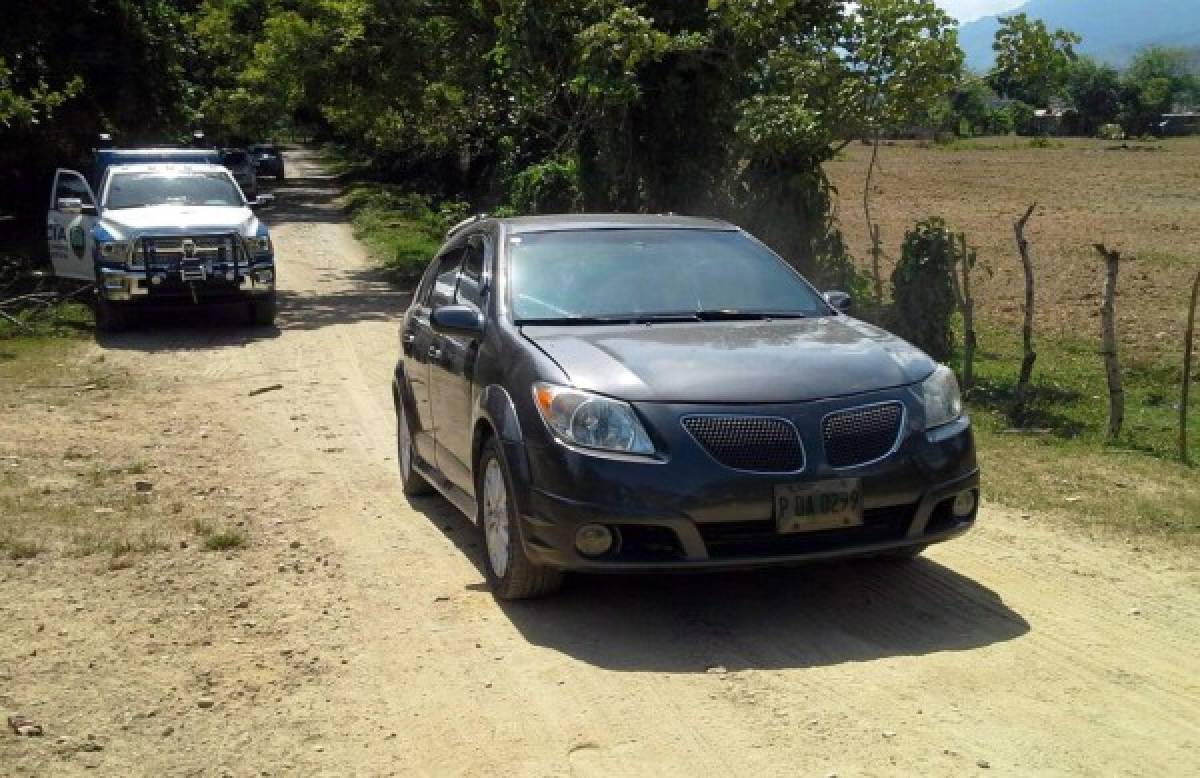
(393, 214), (979, 599)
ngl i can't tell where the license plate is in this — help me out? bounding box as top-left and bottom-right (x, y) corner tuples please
(774, 478), (863, 533)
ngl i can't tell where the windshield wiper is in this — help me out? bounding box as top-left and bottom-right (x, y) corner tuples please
(692, 310), (808, 321)
(516, 312), (701, 326)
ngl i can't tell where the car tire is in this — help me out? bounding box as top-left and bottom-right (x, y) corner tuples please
(249, 293), (277, 327)
(396, 399), (433, 497)
(94, 294), (129, 333)
(476, 438), (563, 600)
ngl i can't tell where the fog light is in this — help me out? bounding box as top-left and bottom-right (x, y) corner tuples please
(150, 274), (164, 286)
(951, 490), (976, 518)
(575, 524), (613, 557)
(257, 269), (273, 284)
(225, 270), (236, 282)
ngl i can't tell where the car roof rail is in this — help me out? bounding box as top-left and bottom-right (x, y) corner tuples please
(446, 213), (487, 239)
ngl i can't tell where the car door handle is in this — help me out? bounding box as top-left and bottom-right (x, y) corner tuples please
(428, 345), (442, 359)
(402, 332), (416, 344)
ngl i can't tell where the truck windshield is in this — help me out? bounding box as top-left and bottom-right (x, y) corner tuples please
(509, 228), (830, 323)
(105, 172), (243, 209)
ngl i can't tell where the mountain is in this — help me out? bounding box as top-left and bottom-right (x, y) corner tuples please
(957, 0), (1200, 72)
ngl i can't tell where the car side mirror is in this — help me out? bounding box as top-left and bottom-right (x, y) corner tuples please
(431, 304), (484, 337)
(250, 194), (274, 210)
(824, 290), (852, 313)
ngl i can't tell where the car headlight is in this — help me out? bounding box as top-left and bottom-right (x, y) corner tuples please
(99, 240), (132, 261)
(921, 365), (963, 429)
(532, 382), (655, 455)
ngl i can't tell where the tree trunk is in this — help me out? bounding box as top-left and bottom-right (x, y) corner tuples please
(1013, 204), (1037, 421)
(863, 129), (884, 305)
(1181, 265), (1200, 465)
(947, 232), (977, 391)
(1093, 244), (1125, 441)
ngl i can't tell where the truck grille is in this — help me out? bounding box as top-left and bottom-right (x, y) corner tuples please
(137, 234), (243, 269)
(822, 402), (904, 468)
(682, 416), (805, 473)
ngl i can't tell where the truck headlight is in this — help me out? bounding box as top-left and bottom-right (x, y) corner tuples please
(532, 382), (655, 455)
(99, 240), (132, 261)
(921, 365), (963, 429)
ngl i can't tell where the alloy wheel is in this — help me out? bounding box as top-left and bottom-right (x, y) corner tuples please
(482, 458), (510, 578)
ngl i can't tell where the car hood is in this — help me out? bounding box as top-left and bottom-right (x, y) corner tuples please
(522, 316), (936, 404)
(98, 205), (260, 239)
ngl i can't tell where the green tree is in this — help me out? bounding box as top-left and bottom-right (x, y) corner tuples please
(1066, 57), (1122, 135)
(1119, 46), (1199, 135)
(837, 0), (962, 301)
(988, 13), (1080, 107)
(0, 0), (194, 218)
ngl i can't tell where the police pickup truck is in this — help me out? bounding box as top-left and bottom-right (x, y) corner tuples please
(46, 150), (277, 331)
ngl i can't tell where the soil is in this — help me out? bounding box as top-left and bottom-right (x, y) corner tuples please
(825, 137), (1200, 357)
(2, 150), (1198, 776)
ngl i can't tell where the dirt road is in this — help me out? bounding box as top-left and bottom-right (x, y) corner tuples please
(4, 150), (1198, 777)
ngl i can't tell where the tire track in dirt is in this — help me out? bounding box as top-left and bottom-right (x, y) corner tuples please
(90, 149), (1199, 777)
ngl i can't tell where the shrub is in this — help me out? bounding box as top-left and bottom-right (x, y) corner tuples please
(202, 529), (247, 552)
(507, 156), (581, 215)
(890, 218), (960, 362)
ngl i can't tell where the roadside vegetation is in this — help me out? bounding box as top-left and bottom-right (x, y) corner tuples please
(966, 325), (1199, 544)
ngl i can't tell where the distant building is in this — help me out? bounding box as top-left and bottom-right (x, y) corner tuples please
(1159, 113), (1200, 137)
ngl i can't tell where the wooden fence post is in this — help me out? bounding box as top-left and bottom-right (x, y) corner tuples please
(1181, 265), (1200, 464)
(1093, 244), (1125, 441)
(948, 232), (977, 390)
(1013, 204), (1037, 421)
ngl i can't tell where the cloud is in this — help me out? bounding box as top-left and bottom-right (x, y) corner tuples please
(939, 0), (1027, 24)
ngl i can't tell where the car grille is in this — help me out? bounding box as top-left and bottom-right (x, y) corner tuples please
(682, 415), (805, 473)
(697, 503), (916, 559)
(822, 402), (904, 468)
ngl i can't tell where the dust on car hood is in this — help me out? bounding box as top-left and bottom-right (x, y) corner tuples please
(522, 315), (935, 404)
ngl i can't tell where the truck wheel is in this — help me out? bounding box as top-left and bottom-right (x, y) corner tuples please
(249, 294), (277, 327)
(94, 295), (129, 333)
(476, 439), (563, 600)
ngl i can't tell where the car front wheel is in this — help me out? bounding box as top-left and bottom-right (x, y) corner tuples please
(477, 439), (562, 600)
(396, 399), (433, 497)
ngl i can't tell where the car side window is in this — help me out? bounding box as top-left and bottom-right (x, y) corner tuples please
(426, 247), (465, 309)
(55, 172), (94, 207)
(455, 234), (486, 309)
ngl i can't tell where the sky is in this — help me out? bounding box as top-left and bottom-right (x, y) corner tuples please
(938, 0), (1027, 24)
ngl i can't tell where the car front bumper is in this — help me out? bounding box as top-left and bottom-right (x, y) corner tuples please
(510, 388), (979, 572)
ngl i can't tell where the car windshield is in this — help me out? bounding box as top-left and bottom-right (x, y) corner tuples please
(251, 146), (277, 157)
(105, 172), (243, 209)
(508, 228), (830, 322)
(222, 151), (250, 166)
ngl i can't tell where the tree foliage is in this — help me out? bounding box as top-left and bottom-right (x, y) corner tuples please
(988, 13), (1080, 107)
